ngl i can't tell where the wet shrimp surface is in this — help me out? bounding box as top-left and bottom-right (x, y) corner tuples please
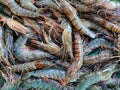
(0, 0), (120, 90)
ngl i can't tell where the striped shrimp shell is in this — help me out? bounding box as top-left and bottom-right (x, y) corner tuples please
(0, 0), (40, 17)
(84, 50), (113, 64)
(20, 79), (59, 90)
(62, 32), (83, 85)
(20, 0), (38, 12)
(60, 0), (96, 38)
(22, 69), (66, 81)
(84, 38), (114, 54)
(7, 60), (55, 73)
(76, 63), (117, 90)
(61, 18), (73, 59)
(14, 35), (55, 62)
(84, 14), (120, 33)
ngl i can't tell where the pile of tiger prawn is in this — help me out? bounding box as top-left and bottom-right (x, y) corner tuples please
(0, 0), (120, 90)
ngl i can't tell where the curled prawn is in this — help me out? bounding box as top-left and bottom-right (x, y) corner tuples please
(60, 0), (96, 38)
(76, 63), (118, 90)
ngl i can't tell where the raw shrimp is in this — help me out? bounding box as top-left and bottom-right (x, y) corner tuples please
(61, 18), (73, 59)
(35, 0), (62, 12)
(4, 24), (14, 51)
(22, 17), (52, 42)
(4, 25), (14, 62)
(22, 17), (42, 35)
(39, 15), (63, 42)
(0, 0), (40, 17)
(14, 35), (56, 62)
(20, 79), (59, 90)
(7, 60), (55, 73)
(0, 14), (30, 36)
(0, 24), (10, 65)
(76, 63), (118, 90)
(71, 1), (94, 12)
(81, 19), (110, 36)
(20, 0), (38, 12)
(0, 70), (21, 90)
(62, 32), (83, 85)
(22, 68), (66, 83)
(0, 4), (12, 17)
(106, 78), (119, 86)
(86, 85), (102, 90)
(95, 0), (120, 9)
(81, 19), (109, 35)
(106, 8), (120, 19)
(84, 38), (114, 54)
(84, 50), (113, 64)
(31, 39), (64, 58)
(60, 0), (96, 38)
(83, 14), (120, 33)
(40, 15), (63, 33)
